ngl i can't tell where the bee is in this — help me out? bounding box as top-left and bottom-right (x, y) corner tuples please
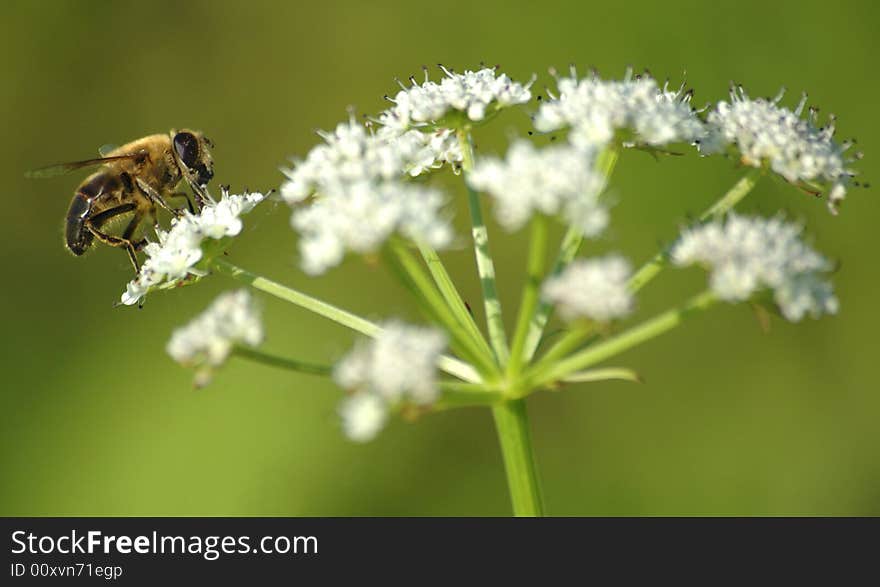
(27, 129), (215, 273)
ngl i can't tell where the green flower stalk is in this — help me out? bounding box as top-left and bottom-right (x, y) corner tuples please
(458, 128), (510, 365)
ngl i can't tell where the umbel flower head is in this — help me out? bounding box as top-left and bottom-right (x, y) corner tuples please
(281, 119), (453, 275)
(377, 64), (534, 132)
(121, 189), (266, 306)
(699, 86), (860, 214)
(291, 179), (453, 275)
(534, 67), (708, 149)
(280, 116), (459, 203)
(671, 214), (839, 321)
(281, 116), (458, 275)
(166, 289), (264, 387)
(468, 141), (609, 236)
(281, 66), (537, 275)
(543, 255), (635, 322)
(334, 321), (447, 442)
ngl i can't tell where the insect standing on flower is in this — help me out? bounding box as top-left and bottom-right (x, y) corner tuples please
(26, 129), (216, 273)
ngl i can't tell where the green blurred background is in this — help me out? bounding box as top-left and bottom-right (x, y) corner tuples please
(1, 0), (878, 516)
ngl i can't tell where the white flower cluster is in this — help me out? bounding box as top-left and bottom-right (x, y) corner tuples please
(671, 214), (839, 321)
(468, 141), (609, 236)
(378, 65), (533, 131)
(166, 289), (264, 387)
(534, 69), (707, 149)
(281, 67), (536, 274)
(700, 86), (858, 213)
(334, 321), (447, 442)
(291, 180), (453, 275)
(338, 394), (388, 444)
(542, 255), (635, 322)
(120, 190), (266, 306)
(281, 118), (458, 274)
(281, 119), (459, 203)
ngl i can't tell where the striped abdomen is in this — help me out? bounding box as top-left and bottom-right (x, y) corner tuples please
(65, 173), (120, 255)
(65, 191), (94, 255)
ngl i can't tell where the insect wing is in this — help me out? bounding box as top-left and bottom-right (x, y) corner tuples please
(98, 143), (119, 157)
(25, 153), (144, 179)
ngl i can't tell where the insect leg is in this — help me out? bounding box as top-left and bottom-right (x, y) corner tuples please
(135, 178), (182, 218)
(166, 192), (195, 214)
(85, 203), (141, 273)
(121, 208), (148, 253)
(87, 226), (141, 273)
(87, 202), (136, 225)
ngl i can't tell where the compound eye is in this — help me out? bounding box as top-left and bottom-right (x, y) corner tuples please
(172, 132), (200, 168)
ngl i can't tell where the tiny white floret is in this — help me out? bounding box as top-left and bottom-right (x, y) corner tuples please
(291, 180), (453, 275)
(701, 86), (859, 214)
(166, 289), (264, 386)
(671, 214), (838, 321)
(468, 140), (609, 236)
(543, 255), (635, 322)
(378, 65), (533, 131)
(334, 321), (447, 405)
(339, 394), (388, 443)
(120, 189), (266, 306)
(535, 69), (707, 149)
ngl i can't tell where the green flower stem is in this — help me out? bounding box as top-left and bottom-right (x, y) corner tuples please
(458, 128), (509, 364)
(507, 215), (549, 376)
(527, 290), (718, 389)
(233, 346), (498, 409)
(491, 399), (544, 516)
(521, 146), (620, 361)
(213, 257), (379, 336)
(231, 346), (332, 376)
(435, 393), (502, 410)
(702, 167), (763, 218)
(458, 129), (545, 516)
(531, 325), (598, 374)
(628, 168), (762, 293)
(385, 240), (499, 378)
(560, 367), (642, 384)
(416, 241), (495, 363)
(212, 257), (480, 383)
(438, 380), (499, 394)
(435, 381), (503, 409)
(435, 357), (481, 385)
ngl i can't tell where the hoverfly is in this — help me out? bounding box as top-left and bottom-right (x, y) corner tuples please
(27, 129), (215, 272)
